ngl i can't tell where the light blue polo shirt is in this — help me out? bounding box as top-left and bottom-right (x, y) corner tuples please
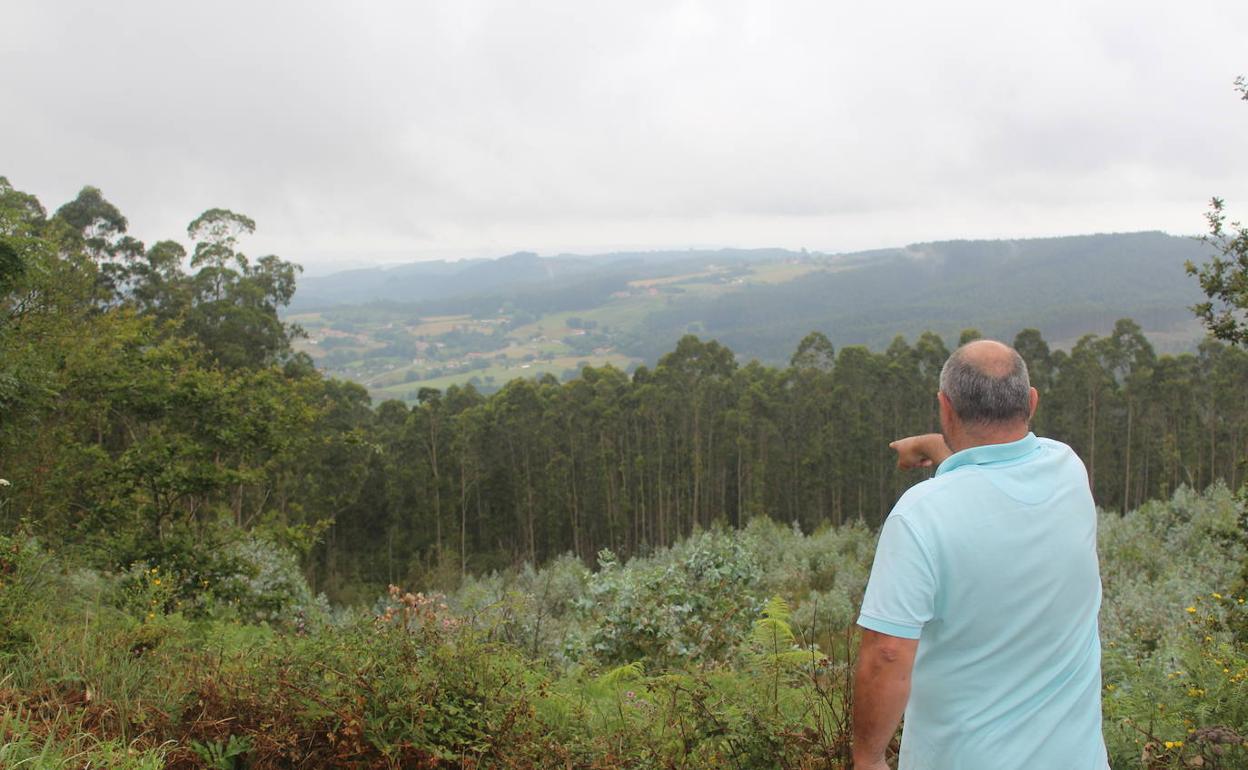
(858, 434), (1108, 770)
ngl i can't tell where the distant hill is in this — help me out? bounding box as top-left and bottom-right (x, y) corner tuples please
(625, 231), (1208, 360)
(285, 232), (1212, 400)
(291, 248), (804, 310)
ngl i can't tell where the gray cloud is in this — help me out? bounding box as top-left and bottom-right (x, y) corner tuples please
(3, 0), (1246, 273)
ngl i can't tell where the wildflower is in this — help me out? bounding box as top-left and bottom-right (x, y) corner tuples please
(1164, 740), (1183, 749)
(1213, 592), (1223, 600)
(0, 478), (10, 487)
(147, 612), (155, 620)
(1186, 606), (1197, 614)
(153, 578), (161, 586)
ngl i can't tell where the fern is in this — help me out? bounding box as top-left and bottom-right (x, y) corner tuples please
(751, 596), (796, 654)
(751, 595), (822, 670)
(598, 660), (644, 688)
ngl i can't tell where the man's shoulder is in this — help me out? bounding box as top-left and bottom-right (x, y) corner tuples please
(1035, 435), (1078, 455)
(890, 436), (1083, 519)
(1033, 436), (1092, 479)
(890, 471), (968, 520)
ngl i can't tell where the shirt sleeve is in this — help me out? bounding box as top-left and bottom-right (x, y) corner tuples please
(857, 513), (937, 640)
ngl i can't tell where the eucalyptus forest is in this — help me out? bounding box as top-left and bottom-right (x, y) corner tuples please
(2, 171), (1248, 769)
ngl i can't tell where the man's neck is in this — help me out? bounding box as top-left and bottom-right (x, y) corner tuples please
(947, 423), (1030, 454)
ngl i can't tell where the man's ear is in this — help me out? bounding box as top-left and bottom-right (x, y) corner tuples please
(1028, 387), (1039, 422)
(938, 391), (955, 427)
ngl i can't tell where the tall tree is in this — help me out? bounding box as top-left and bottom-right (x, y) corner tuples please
(183, 209), (302, 368)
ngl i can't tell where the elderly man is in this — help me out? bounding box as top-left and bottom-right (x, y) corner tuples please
(852, 340), (1108, 770)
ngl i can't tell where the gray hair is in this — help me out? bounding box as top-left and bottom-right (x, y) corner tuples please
(939, 343), (1032, 426)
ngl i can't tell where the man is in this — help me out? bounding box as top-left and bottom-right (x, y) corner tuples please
(852, 340), (1108, 770)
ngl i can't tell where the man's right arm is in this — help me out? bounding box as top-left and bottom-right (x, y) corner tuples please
(853, 628), (918, 769)
(889, 433), (952, 470)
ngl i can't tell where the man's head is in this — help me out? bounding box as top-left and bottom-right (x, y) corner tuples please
(937, 340), (1038, 450)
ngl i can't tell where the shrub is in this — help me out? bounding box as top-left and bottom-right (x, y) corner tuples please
(579, 530), (763, 668)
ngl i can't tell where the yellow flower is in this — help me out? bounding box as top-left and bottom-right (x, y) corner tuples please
(153, 578), (161, 586)
(1163, 740), (1183, 749)
(1212, 592), (1223, 600)
(1186, 606), (1197, 614)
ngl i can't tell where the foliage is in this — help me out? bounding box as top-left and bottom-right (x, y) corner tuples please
(1098, 486), (1244, 655)
(0, 533), (53, 655)
(109, 531), (328, 629)
(1188, 197), (1248, 347)
(0, 708), (171, 769)
(1099, 485), (1248, 768)
(2, 486), (1246, 768)
(191, 734), (254, 770)
(1187, 82), (1248, 348)
(578, 531), (762, 667)
(750, 596), (824, 671)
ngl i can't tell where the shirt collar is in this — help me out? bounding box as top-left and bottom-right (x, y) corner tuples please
(935, 432), (1040, 477)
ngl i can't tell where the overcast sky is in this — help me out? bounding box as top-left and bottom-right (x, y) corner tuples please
(4, 1), (1247, 275)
